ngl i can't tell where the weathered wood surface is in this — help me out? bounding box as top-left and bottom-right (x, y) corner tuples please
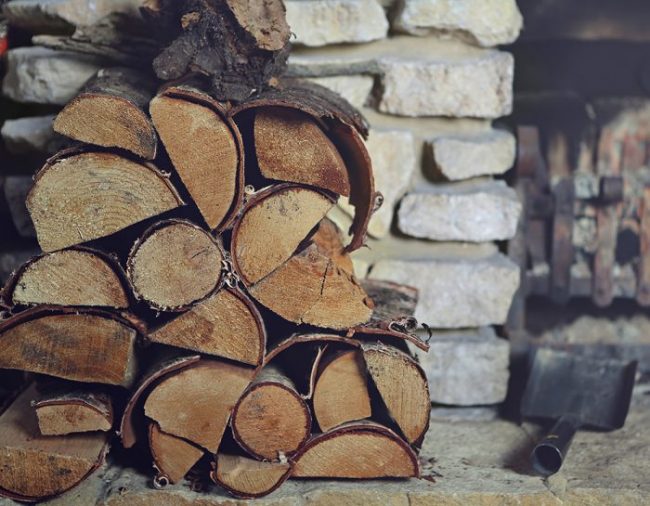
(33, 388), (113, 436)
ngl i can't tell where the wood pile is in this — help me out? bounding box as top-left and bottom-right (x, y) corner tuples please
(0, 1), (432, 500)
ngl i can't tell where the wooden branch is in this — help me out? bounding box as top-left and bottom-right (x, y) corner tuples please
(0, 385), (108, 502)
(149, 422), (204, 485)
(27, 149), (183, 252)
(362, 343), (430, 446)
(231, 365), (311, 461)
(0, 307), (139, 386)
(3, 247), (129, 309)
(148, 286), (266, 366)
(33, 388), (113, 436)
(144, 360), (254, 452)
(291, 422), (419, 479)
(212, 453), (291, 499)
(313, 350), (371, 432)
(53, 68), (158, 159)
(150, 85), (244, 231)
(127, 219), (223, 311)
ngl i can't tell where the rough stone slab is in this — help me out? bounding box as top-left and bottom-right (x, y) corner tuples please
(3, 0), (145, 32)
(3, 175), (36, 238)
(369, 254), (520, 327)
(393, 0), (523, 47)
(430, 129), (516, 180)
(397, 182), (521, 242)
(415, 327), (510, 405)
(1, 115), (63, 154)
(285, 0), (388, 47)
(379, 50), (514, 118)
(0, 248), (39, 284)
(2, 47), (104, 105)
(305, 75), (374, 109)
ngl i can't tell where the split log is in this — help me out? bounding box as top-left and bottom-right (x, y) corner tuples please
(144, 360), (254, 452)
(33, 389), (113, 436)
(253, 107), (350, 195)
(313, 349), (371, 432)
(148, 286), (266, 366)
(231, 184), (335, 285)
(27, 149), (183, 252)
(4, 247), (129, 309)
(360, 279), (418, 323)
(0, 307), (139, 386)
(149, 422), (204, 485)
(127, 219), (223, 311)
(54, 68), (158, 159)
(0, 385), (108, 502)
(362, 344), (430, 445)
(150, 85), (244, 231)
(212, 453), (291, 499)
(291, 422), (419, 479)
(231, 365), (311, 461)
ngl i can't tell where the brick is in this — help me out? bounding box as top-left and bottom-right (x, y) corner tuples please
(378, 50), (514, 118)
(369, 254), (520, 327)
(305, 75), (374, 109)
(285, 0), (388, 47)
(1, 115), (62, 155)
(430, 129), (516, 180)
(397, 182), (521, 242)
(394, 0), (523, 47)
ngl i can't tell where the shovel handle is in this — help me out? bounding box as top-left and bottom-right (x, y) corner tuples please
(531, 416), (578, 476)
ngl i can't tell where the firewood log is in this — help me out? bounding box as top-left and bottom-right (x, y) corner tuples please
(0, 385), (108, 502)
(144, 359), (254, 452)
(212, 453), (291, 499)
(0, 307), (140, 386)
(126, 219), (223, 311)
(291, 422), (419, 479)
(150, 85), (244, 231)
(231, 365), (311, 461)
(53, 68), (158, 159)
(3, 247), (130, 308)
(148, 422), (203, 485)
(313, 349), (371, 432)
(33, 388), (113, 436)
(27, 149), (183, 252)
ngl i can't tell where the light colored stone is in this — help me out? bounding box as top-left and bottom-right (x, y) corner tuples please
(1, 115), (62, 154)
(415, 327), (510, 405)
(305, 75), (374, 109)
(369, 254), (520, 327)
(430, 129), (516, 180)
(2, 47), (103, 105)
(379, 50), (514, 118)
(286, 0), (388, 47)
(3, 176), (36, 238)
(397, 182), (521, 242)
(3, 0), (145, 32)
(394, 0), (523, 47)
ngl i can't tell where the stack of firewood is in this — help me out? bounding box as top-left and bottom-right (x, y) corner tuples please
(0, 0), (432, 502)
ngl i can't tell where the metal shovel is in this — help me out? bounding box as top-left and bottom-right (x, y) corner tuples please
(521, 348), (637, 476)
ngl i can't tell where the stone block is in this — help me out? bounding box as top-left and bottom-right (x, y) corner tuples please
(1, 115), (62, 154)
(305, 75), (374, 109)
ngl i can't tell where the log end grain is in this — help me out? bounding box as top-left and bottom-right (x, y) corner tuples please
(212, 453), (291, 499)
(149, 423), (204, 484)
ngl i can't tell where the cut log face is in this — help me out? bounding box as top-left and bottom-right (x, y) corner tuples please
(150, 88), (243, 230)
(363, 344), (430, 445)
(144, 360), (254, 452)
(149, 422), (204, 485)
(53, 68), (158, 159)
(212, 453), (291, 499)
(34, 390), (113, 436)
(313, 350), (372, 432)
(6, 248), (129, 308)
(360, 279), (418, 324)
(292, 422), (419, 479)
(254, 107), (350, 195)
(231, 366), (311, 460)
(27, 150), (183, 252)
(232, 185), (334, 285)
(0, 308), (138, 386)
(149, 287), (266, 366)
(127, 220), (223, 311)
(0, 385), (108, 501)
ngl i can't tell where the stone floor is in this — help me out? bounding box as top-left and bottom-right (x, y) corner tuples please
(7, 386), (650, 506)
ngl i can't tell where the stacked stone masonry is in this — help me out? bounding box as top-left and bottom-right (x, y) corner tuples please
(0, 0), (524, 406)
